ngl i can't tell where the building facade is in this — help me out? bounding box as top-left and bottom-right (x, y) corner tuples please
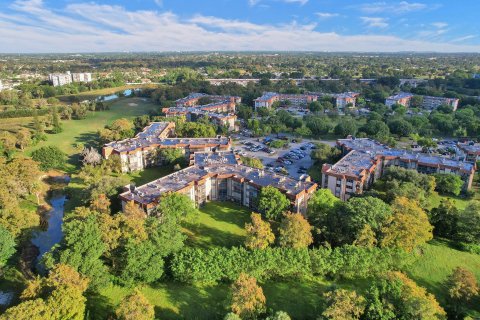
(254, 92), (318, 109)
(322, 138), (476, 201)
(334, 92), (360, 111)
(385, 92), (414, 107)
(120, 151), (317, 215)
(102, 122), (231, 172)
(162, 93), (240, 131)
(422, 96), (459, 111)
(49, 71), (92, 87)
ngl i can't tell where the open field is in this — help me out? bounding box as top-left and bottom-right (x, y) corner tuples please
(14, 97), (159, 171)
(408, 239), (480, 317)
(184, 201), (252, 248)
(95, 277), (328, 320)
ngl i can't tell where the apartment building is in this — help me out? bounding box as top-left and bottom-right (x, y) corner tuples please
(458, 143), (480, 163)
(334, 92), (360, 111)
(163, 93), (240, 131)
(322, 137), (476, 201)
(254, 92), (317, 109)
(71, 72), (92, 83)
(48, 71), (92, 87)
(102, 122), (231, 172)
(49, 72), (73, 87)
(422, 96), (459, 111)
(385, 92), (414, 107)
(120, 151), (317, 215)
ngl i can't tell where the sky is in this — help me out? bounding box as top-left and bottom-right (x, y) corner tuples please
(1, 0), (480, 53)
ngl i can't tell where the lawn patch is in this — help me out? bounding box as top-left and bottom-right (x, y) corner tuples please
(184, 201), (252, 248)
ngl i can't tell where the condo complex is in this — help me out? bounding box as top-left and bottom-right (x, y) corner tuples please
(162, 93), (241, 131)
(119, 151), (317, 215)
(322, 137), (476, 201)
(102, 122), (231, 172)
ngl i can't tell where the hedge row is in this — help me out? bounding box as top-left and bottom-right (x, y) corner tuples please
(0, 108), (49, 119)
(170, 246), (410, 284)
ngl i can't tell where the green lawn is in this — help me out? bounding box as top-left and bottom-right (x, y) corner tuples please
(184, 201), (252, 248)
(17, 97), (159, 172)
(408, 239), (480, 317)
(94, 277), (328, 320)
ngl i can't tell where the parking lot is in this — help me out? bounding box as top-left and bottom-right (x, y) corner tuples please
(232, 134), (334, 179)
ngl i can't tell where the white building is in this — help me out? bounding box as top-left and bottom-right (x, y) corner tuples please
(48, 71), (92, 87)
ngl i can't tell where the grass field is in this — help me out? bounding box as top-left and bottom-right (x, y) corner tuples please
(184, 201), (252, 248)
(11, 97), (159, 171)
(95, 277), (328, 320)
(408, 239), (480, 317)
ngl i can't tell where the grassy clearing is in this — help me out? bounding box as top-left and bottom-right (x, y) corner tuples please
(184, 201), (252, 249)
(408, 239), (480, 317)
(14, 97), (159, 172)
(94, 277), (328, 320)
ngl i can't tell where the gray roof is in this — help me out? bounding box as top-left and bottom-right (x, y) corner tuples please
(121, 163), (316, 205)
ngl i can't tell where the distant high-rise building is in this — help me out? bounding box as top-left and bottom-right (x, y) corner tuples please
(48, 71), (92, 87)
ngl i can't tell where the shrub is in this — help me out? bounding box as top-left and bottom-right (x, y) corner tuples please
(31, 145), (66, 170)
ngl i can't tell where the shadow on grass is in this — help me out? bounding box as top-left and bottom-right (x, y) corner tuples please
(183, 222), (245, 249)
(262, 278), (327, 319)
(151, 282), (228, 320)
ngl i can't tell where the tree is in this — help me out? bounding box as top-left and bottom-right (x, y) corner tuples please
(266, 311), (291, 320)
(429, 199), (459, 239)
(445, 267), (479, 317)
(115, 290), (155, 320)
(51, 107), (63, 134)
(305, 116), (332, 136)
(43, 214), (109, 288)
(353, 225), (377, 248)
(80, 147), (102, 166)
(310, 143), (341, 165)
(230, 273), (266, 319)
(15, 128), (32, 150)
(334, 119), (358, 137)
(159, 148), (185, 166)
(245, 213), (275, 249)
(2, 264), (89, 320)
(380, 197), (433, 252)
(0, 225), (15, 267)
(32, 111), (46, 142)
(90, 194), (111, 215)
(364, 271), (445, 320)
(31, 146), (66, 170)
(322, 289), (366, 320)
(240, 156), (264, 169)
(434, 173), (464, 196)
(388, 119), (414, 137)
(124, 200), (146, 219)
(278, 212), (313, 248)
(456, 201), (480, 243)
(343, 196), (392, 241)
(257, 186), (290, 220)
(155, 192), (198, 222)
(307, 189), (340, 244)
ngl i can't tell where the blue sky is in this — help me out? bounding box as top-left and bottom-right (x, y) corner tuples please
(1, 0), (479, 53)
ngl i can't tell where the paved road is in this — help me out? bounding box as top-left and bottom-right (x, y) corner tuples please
(231, 134), (335, 179)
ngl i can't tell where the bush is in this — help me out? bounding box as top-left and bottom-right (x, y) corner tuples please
(31, 145), (67, 170)
(170, 246), (409, 284)
(270, 140), (287, 149)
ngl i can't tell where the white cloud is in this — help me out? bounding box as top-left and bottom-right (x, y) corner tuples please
(431, 22), (448, 29)
(1, 1), (479, 53)
(316, 12), (340, 19)
(451, 35), (477, 43)
(361, 17), (389, 28)
(359, 1), (428, 14)
(154, 0), (163, 6)
(249, 0), (308, 6)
